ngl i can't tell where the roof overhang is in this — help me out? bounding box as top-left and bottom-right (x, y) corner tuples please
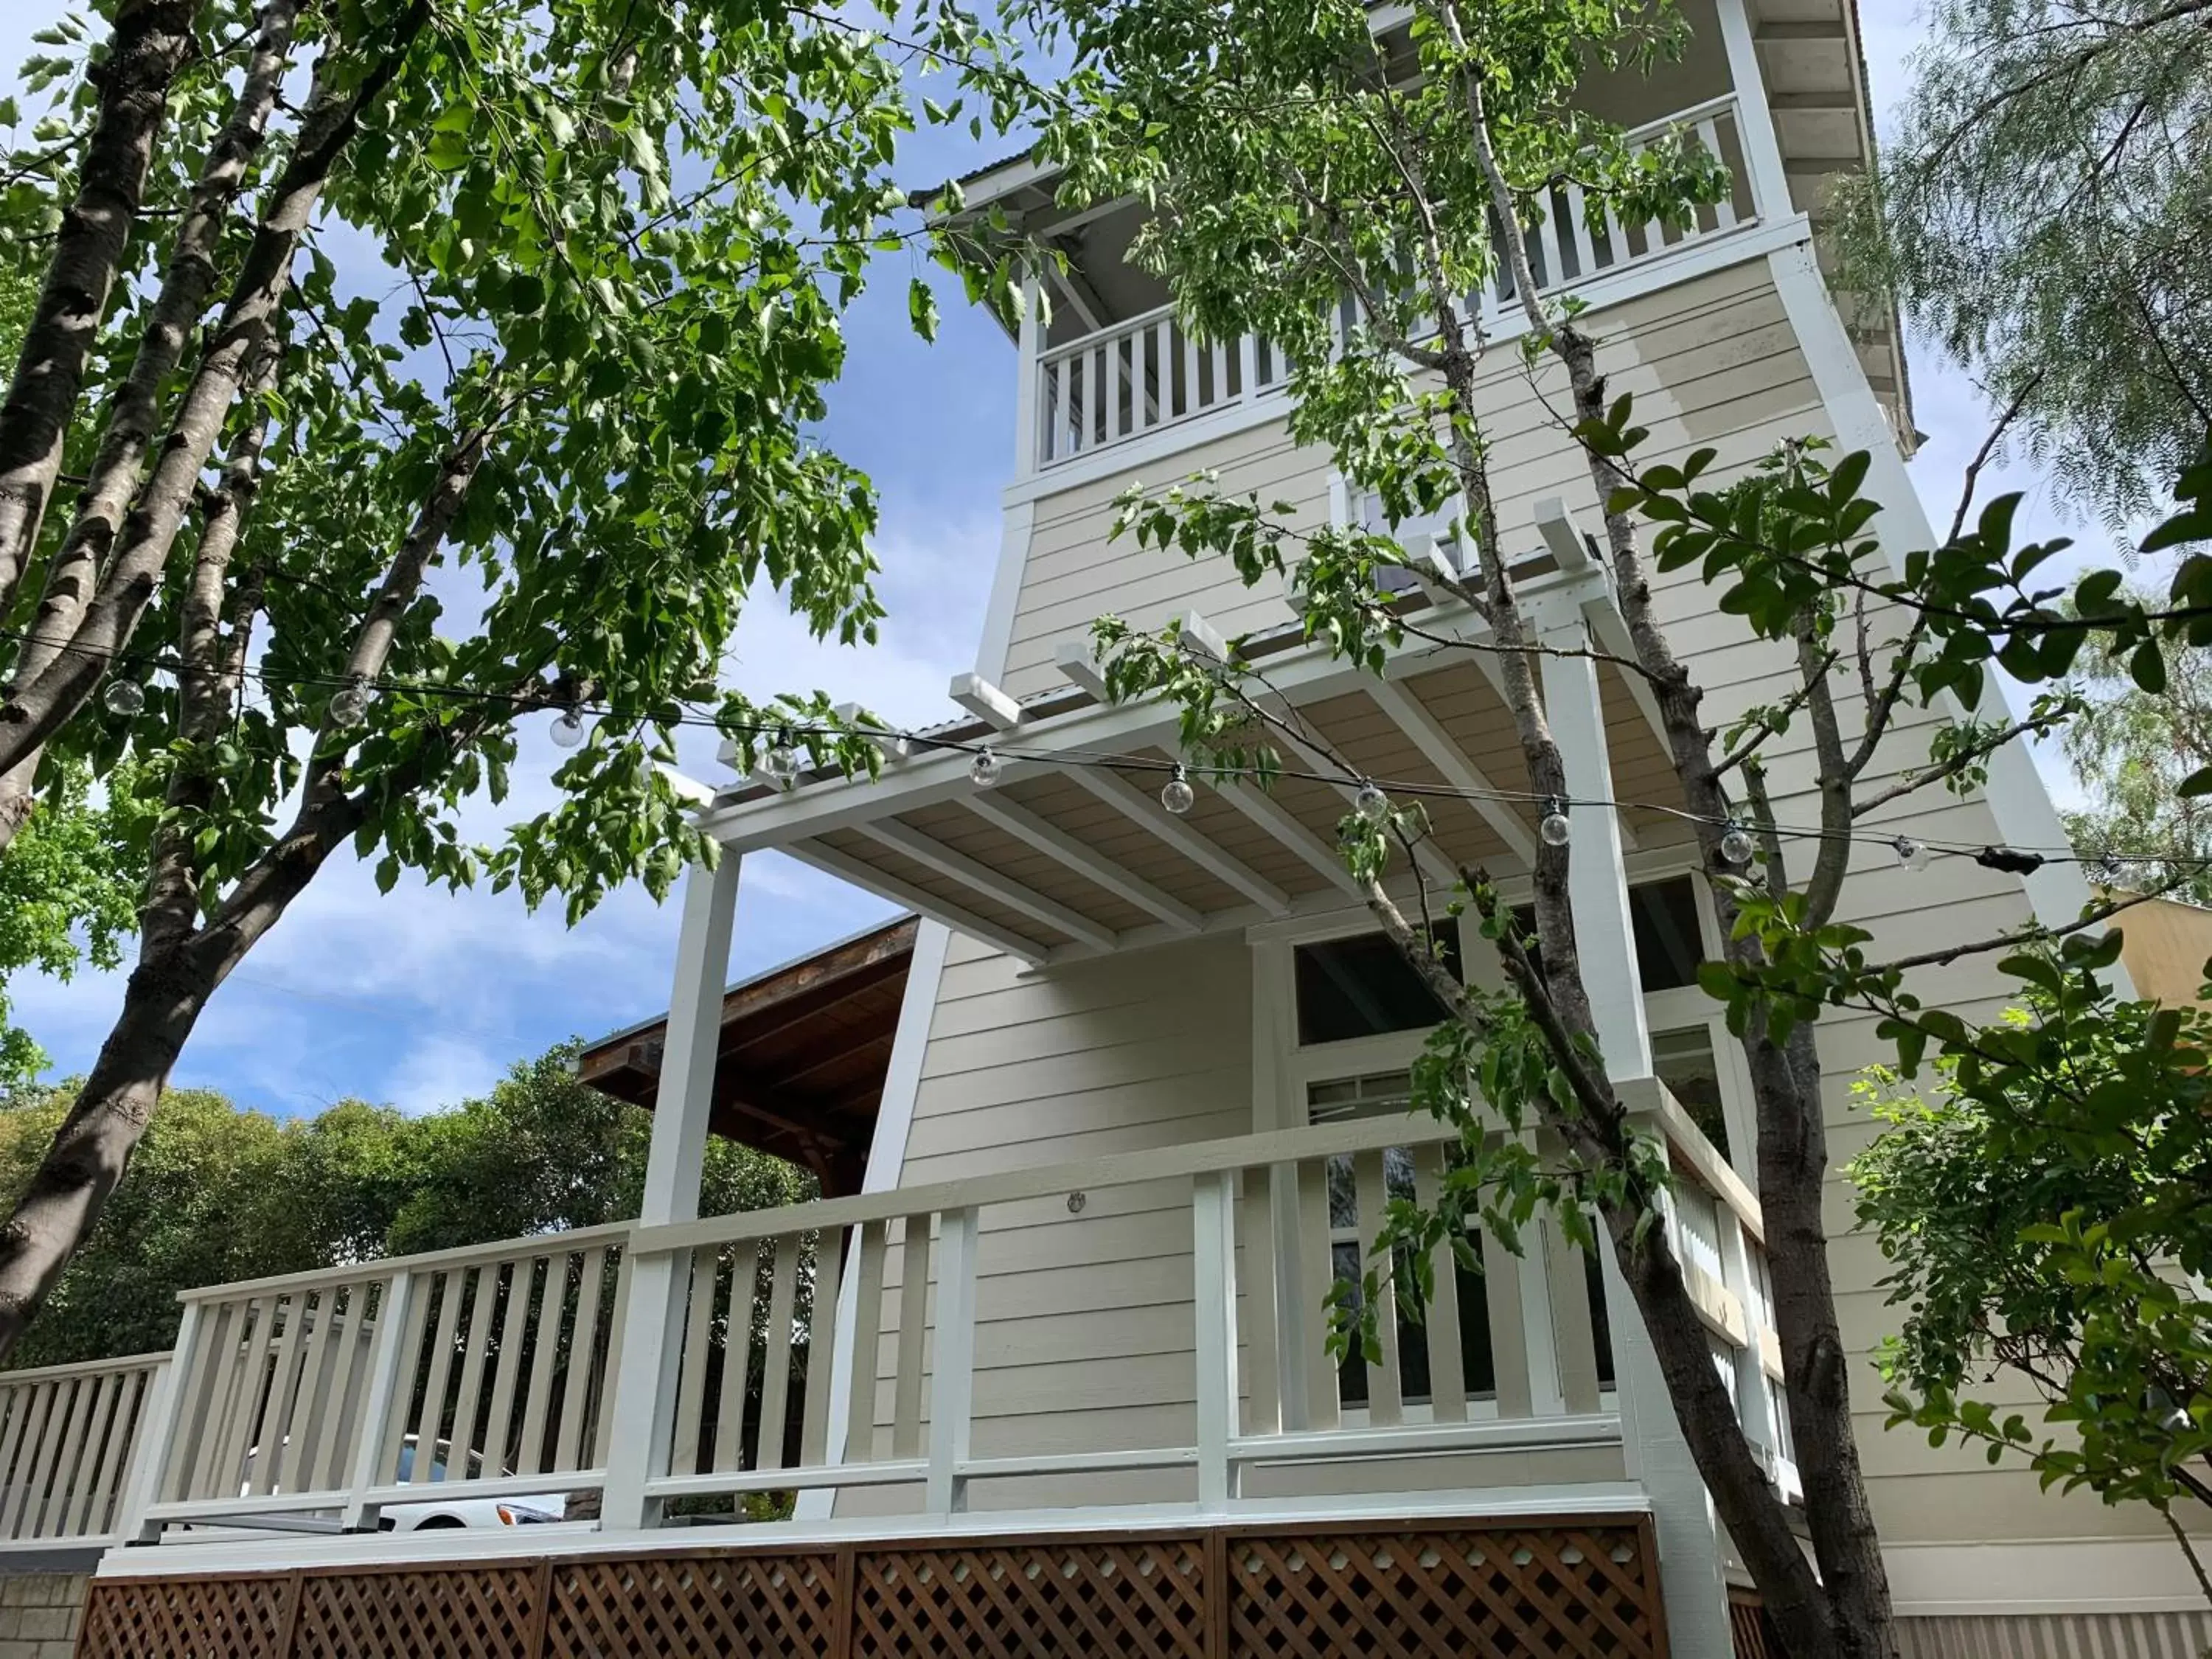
(701, 554), (1689, 967)
(577, 915), (918, 1194)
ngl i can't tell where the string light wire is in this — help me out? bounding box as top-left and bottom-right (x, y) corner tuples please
(12, 622), (2191, 880)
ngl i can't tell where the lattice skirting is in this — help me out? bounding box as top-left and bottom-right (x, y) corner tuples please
(76, 1515), (1668, 1658)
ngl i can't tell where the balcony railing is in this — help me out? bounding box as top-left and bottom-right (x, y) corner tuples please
(1027, 93), (1762, 474)
(1035, 310), (1290, 468)
(85, 1088), (1786, 1546)
(0, 1352), (166, 1551)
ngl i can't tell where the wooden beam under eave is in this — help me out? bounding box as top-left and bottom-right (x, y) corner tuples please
(1206, 779), (1365, 897)
(859, 818), (1119, 953)
(1267, 724), (1463, 890)
(1065, 768), (1294, 917)
(964, 793), (1205, 933)
(1365, 681), (1540, 865)
(782, 838), (1053, 965)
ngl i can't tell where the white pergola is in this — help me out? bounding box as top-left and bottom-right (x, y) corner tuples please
(694, 527), (1689, 975)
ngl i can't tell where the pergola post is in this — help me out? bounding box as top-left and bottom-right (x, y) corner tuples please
(1538, 605), (1735, 1658)
(599, 851), (742, 1531)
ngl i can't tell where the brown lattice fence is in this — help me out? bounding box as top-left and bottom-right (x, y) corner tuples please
(79, 1515), (1667, 1658)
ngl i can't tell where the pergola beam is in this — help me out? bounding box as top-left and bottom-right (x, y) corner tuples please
(1366, 681), (1540, 864)
(859, 819), (1119, 952)
(1268, 725), (1463, 890)
(782, 839), (1051, 964)
(1066, 769), (1294, 916)
(1206, 779), (1364, 897)
(966, 793), (1205, 933)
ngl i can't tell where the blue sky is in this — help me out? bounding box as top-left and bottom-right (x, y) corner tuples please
(0, 0), (2079, 1118)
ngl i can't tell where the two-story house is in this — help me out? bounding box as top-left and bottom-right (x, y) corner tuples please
(15, 1), (2209, 1655)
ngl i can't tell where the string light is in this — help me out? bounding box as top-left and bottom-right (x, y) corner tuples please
(969, 746), (1001, 788)
(102, 678), (144, 717)
(1354, 782), (1389, 825)
(762, 728), (800, 785)
(327, 677), (371, 728)
(0, 620), (2178, 884)
(549, 709), (587, 748)
(1718, 822), (1755, 866)
(1161, 765), (1195, 815)
(1893, 835), (1931, 872)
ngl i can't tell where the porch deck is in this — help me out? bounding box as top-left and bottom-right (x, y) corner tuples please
(1, 1088), (1779, 1604)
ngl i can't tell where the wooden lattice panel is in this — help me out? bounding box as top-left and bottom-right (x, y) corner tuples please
(1225, 1523), (1664, 1659)
(852, 1537), (1210, 1658)
(78, 1572), (293, 1659)
(547, 1552), (840, 1658)
(74, 1514), (1666, 1658)
(292, 1563), (543, 1659)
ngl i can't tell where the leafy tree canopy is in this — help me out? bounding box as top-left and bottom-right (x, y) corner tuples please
(1833, 0), (2212, 528)
(1851, 942), (2212, 1593)
(0, 1040), (813, 1368)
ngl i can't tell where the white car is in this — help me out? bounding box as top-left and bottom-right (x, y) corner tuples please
(232, 1435), (567, 1532)
(378, 1439), (566, 1531)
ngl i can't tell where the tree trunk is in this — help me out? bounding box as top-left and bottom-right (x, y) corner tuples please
(0, 0), (201, 610)
(1760, 1024), (1899, 1658)
(0, 936), (223, 1360)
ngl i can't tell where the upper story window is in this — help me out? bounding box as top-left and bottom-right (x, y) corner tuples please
(1508, 874), (1705, 993)
(1293, 921), (1461, 1046)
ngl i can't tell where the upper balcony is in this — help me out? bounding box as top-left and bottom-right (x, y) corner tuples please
(957, 0), (1907, 495)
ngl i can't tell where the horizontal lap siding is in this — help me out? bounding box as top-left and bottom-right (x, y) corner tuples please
(838, 934), (1253, 1515)
(889, 259), (2115, 1557)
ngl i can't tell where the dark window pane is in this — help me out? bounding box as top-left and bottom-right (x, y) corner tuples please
(1653, 1024), (1731, 1161)
(1586, 1252), (1616, 1388)
(1294, 922), (1461, 1045)
(1630, 877), (1704, 992)
(1510, 876), (1706, 993)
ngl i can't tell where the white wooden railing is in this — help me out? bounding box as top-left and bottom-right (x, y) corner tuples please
(1475, 94), (1759, 329)
(1028, 94), (1761, 473)
(0, 1352), (166, 1550)
(125, 1226), (628, 1537)
(1627, 1077), (1800, 1501)
(1034, 307), (1290, 468)
(105, 1093), (1790, 1542)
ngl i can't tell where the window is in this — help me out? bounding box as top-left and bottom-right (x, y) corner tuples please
(1509, 874), (1705, 992)
(1629, 877), (1704, 992)
(1653, 1024), (1731, 1162)
(1293, 922), (1461, 1046)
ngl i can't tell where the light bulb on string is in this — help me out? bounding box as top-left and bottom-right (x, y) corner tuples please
(1161, 765), (1195, 815)
(1539, 797), (1571, 848)
(1717, 821), (1755, 866)
(2092, 853), (2124, 886)
(970, 746), (1001, 788)
(549, 708), (587, 749)
(762, 728), (800, 785)
(1893, 835), (1931, 872)
(102, 678), (145, 717)
(1354, 782), (1389, 825)
(328, 677), (371, 729)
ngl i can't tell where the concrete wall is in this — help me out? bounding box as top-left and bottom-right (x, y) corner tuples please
(0, 1575), (86, 1659)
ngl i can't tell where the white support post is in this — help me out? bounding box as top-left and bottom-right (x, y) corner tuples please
(923, 1206), (978, 1514)
(1538, 603), (1732, 1657)
(337, 1270), (416, 1532)
(111, 1343), (182, 1546)
(1192, 1170), (1240, 1512)
(1713, 0), (1792, 223)
(1014, 265), (1043, 479)
(599, 852), (742, 1532)
(1536, 608), (1652, 1079)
